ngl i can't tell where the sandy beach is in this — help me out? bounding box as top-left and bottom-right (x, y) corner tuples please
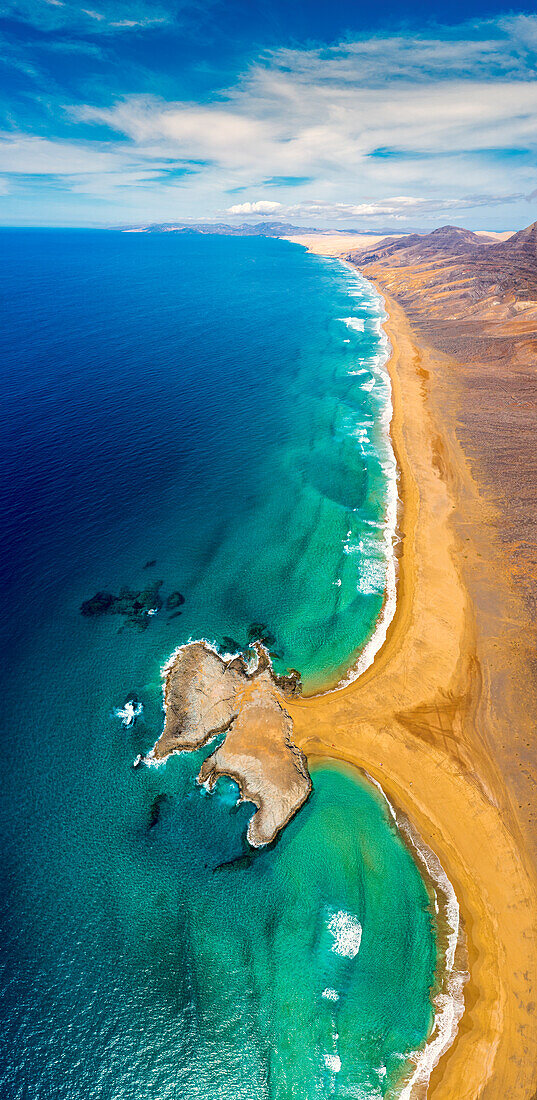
(282, 239), (537, 1097)
(283, 233), (404, 255)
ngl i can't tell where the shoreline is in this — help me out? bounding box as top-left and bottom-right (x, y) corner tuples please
(327, 262), (400, 693)
(149, 256), (466, 1093)
(284, 277), (537, 1098)
(148, 243), (537, 1095)
(365, 772), (467, 1100)
(265, 255), (401, 698)
(312, 756), (468, 1100)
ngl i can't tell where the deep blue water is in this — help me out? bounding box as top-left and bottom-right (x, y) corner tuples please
(0, 231), (435, 1098)
(1, 228), (397, 691)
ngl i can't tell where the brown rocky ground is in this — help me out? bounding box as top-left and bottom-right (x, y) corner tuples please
(149, 641), (310, 847)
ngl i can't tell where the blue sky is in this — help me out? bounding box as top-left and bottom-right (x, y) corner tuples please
(1, 0), (536, 228)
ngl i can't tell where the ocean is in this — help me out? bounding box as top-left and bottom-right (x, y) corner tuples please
(0, 230), (438, 1097)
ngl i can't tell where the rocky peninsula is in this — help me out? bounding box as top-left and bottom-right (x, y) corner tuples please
(149, 641), (310, 847)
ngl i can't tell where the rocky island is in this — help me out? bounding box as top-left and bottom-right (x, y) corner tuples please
(148, 641), (310, 847)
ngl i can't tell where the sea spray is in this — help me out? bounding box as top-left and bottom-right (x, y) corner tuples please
(316, 262), (400, 694)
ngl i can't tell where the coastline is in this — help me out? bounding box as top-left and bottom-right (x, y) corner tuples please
(149, 243), (537, 1095)
(313, 756), (468, 1100)
(284, 276), (537, 1098)
(330, 261), (399, 692)
(365, 770), (467, 1100)
(298, 256), (469, 1094)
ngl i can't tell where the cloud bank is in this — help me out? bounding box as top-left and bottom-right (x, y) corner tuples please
(1, 13), (537, 226)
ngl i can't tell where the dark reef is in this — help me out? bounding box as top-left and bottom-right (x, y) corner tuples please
(247, 622), (277, 649)
(148, 793), (169, 829)
(166, 591), (185, 610)
(219, 624), (284, 666)
(81, 580), (165, 629)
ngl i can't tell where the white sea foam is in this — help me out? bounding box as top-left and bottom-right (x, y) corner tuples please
(367, 315), (383, 336)
(114, 700), (143, 727)
(323, 1054), (341, 1073)
(365, 773), (468, 1100)
(328, 910), (362, 958)
(353, 427), (370, 444)
(160, 636), (243, 679)
(357, 552), (388, 597)
(340, 316), (365, 333)
(322, 988), (340, 1002)
(327, 263), (400, 692)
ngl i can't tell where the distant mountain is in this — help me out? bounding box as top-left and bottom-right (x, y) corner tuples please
(427, 224), (492, 247)
(345, 224), (497, 267)
(119, 220), (404, 238)
(492, 220), (537, 253)
(121, 220), (325, 236)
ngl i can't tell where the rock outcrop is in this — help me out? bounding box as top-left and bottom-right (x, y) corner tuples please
(150, 641), (309, 847)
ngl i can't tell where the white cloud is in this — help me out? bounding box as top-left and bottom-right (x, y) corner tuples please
(264, 195), (526, 222)
(76, 79), (537, 186)
(4, 15), (537, 226)
(0, 132), (127, 175)
(73, 16), (537, 201)
(227, 200), (282, 215)
(4, 0), (172, 31)
(110, 17), (168, 27)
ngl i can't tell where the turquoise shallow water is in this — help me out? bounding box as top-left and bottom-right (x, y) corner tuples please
(0, 231), (436, 1097)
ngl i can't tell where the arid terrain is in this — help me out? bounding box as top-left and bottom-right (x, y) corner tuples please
(346, 222), (537, 617)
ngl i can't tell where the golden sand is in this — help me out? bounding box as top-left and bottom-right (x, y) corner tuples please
(282, 232), (403, 255)
(280, 249), (537, 1096)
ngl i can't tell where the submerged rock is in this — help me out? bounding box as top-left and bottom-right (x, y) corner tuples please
(148, 793), (169, 829)
(80, 579), (165, 626)
(81, 591), (114, 617)
(221, 635), (246, 654)
(166, 590), (185, 610)
(247, 622), (277, 649)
